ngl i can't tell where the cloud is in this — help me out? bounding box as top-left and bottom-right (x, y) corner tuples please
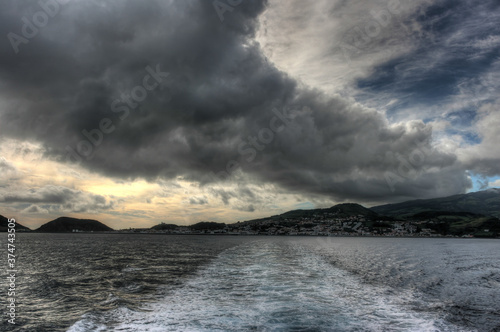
(0, 157), (16, 172)
(458, 102), (500, 176)
(0, 185), (114, 213)
(22, 204), (49, 214)
(256, 0), (431, 93)
(189, 196), (208, 205)
(234, 204), (255, 212)
(0, 0), (498, 211)
(350, 0), (500, 119)
(211, 188), (236, 206)
(0, 157), (20, 187)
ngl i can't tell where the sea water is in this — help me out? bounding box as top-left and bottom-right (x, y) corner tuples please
(1, 234), (499, 331)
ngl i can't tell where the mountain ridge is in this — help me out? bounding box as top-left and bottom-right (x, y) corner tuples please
(243, 203), (383, 225)
(371, 188), (500, 218)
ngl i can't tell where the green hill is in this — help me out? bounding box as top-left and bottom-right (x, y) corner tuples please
(189, 221), (226, 230)
(0, 215), (31, 231)
(327, 203), (381, 218)
(371, 188), (500, 218)
(236, 198), (498, 237)
(406, 211), (500, 237)
(245, 203), (383, 225)
(150, 221), (226, 232)
(36, 217), (113, 232)
(151, 223), (179, 231)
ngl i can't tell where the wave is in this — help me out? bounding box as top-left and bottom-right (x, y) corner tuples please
(68, 240), (473, 331)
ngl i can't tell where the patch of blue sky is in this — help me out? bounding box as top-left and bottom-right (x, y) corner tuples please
(294, 202), (315, 210)
(469, 174), (500, 192)
(444, 109), (477, 127)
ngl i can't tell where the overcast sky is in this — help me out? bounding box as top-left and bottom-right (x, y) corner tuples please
(1, 0), (499, 229)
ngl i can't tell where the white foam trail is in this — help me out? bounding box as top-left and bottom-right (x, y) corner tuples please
(68, 240), (473, 331)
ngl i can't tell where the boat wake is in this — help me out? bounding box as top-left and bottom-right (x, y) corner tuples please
(68, 240), (472, 331)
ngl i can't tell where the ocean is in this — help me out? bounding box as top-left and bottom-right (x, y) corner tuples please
(1, 234), (499, 331)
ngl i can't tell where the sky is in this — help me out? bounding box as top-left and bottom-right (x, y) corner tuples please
(0, 0), (499, 229)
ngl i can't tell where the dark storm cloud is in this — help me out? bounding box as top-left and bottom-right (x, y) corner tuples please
(0, 0), (482, 203)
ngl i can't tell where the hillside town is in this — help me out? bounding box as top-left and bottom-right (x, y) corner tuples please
(126, 214), (480, 238)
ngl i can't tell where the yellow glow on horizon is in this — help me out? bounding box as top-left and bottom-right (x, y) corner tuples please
(0, 138), (308, 229)
(81, 179), (161, 198)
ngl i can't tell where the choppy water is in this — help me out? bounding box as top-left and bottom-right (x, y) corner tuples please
(1, 234), (499, 331)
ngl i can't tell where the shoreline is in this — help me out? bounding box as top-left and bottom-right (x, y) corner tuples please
(14, 231), (499, 239)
